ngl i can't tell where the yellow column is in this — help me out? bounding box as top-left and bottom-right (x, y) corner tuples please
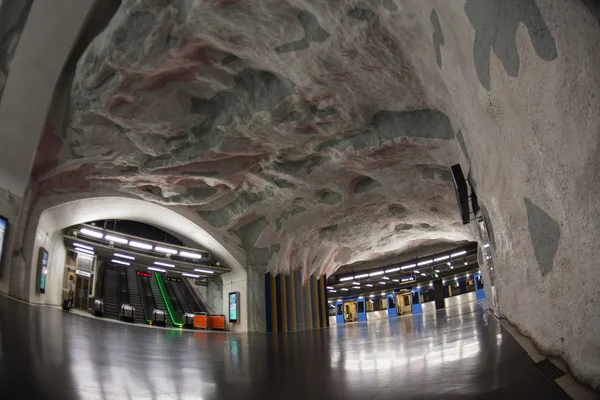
(305, 278), (313, 330)
(312, 276), (320, 328)
(289, 273), (297, 332)
(319, 276), (327, 328)
(281, 274), (288, 333)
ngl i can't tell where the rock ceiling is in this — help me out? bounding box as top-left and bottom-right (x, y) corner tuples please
(31, 0), (482, 276)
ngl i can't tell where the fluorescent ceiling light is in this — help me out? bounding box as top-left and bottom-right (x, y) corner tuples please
(385, 267), (400, 273)
(80, 228), (103, 238)
(382, 276), (390, 280)
(179, 251), (202, 259)
(447, 262), (452, 266)
(379, 281), (386, 285)
(154, 261), (175, 268)
(451, 250), (467, 257)
(329, 290), (337, 293)
(340, 288), (349, 291)
(417, 260), (433, 266)
(182, 273), (200, 278)
(104, 234), (128, 244)
(352, 282), (360, 286)
(148, 267), (166, 273)
(74, 243), (93, 251)
(194, 268), (214, 274)
(340, 276), (354, 282)
(111, 259), (130, 266)
(155, 246), (178, 254)
(354, 273), (369, 279)
(76, 249), (94, 255)
(483, 244), (490, 248)
(366, 284), (373, 287)
(414, 270), (420, 274)
(401, 264), (416, 270)
(369, 271), (384, 277)
(129, 241), (152, 250)
(430, 282), (433, 286)
(392, 279), (399, 282)
(464, 261), (468, 265)
(435, 269), (440, 273)
(450, 266), (454, 269)
(114, 253), (134, 260)
(327, 286), (333, 289)
(434, 255), (450, 262)
(421, 273), (426, 276)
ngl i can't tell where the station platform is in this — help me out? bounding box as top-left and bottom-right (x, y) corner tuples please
(0, 293), (570, 399)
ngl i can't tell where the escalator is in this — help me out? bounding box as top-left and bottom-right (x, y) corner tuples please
(102, 268), (120, 319)
(126, 268), (145, 324)
(138, 273), (157, 323)
(179, 279), (207, 313)
(149, 274), (173, 327)
(170, 281), (192, 314)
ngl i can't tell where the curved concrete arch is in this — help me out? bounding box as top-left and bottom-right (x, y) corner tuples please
(10, 194), (251, 332)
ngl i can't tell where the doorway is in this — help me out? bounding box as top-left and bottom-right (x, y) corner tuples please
(344, 301), (357, 322)
(74, 276), (90, 310)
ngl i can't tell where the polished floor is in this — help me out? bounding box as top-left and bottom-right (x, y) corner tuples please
(0, 295), (567, 399)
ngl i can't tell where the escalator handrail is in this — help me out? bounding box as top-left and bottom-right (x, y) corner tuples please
(182, 277), (209, 313)
(136, 273), (152, 323)
(154, 273), (183, 327)
(166, 281), (185, 315)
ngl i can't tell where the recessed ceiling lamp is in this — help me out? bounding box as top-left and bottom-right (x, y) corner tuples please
(129, 241), (153, 250)
(154, 261), (175, 268)
(80, 228), (103, 238)
(155, 246), (179, 255)
(104, 234), (128, 244)
(114, 253), (134, 260)
(179, 251), (202, 259)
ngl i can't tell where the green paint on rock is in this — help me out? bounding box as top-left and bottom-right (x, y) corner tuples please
(382, 0), (398, 11)
(221, 54), (240, 65)
(422, 166), (452, 181)
(112, 11), (156, 63)
(274, 10), (331, 54)
(235, 217), (279, 265)
(318, 190), (342, 205)
(354, 177), (381, 193)
(310, 105), (339, 119)
(274, 179), (295, 189)
(282, 110), (303, 123)
(274, 159), (307, 174)
(524, 198), (561, 276)
(306, 155), (331, 175)
(187, 187), (217, 199)
(431, 10), (444, 69)
(347, 8), (376, 21)
(275, 206), (307, 231)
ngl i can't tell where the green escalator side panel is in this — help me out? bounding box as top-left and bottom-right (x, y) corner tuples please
(154, 273), (183, 327)
(136, 274), (152, 324)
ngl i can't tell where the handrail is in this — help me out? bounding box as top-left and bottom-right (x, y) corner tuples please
(136, 274), (152, 324)
(182, 277), (209, 313)
(154, 273), (183, 327)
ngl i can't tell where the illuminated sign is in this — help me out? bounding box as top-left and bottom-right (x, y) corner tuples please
(401, 276), (416, 283)
(38, 248), (49, 294)
(166, 276), (182, 283)
(136, 271), (152, 278)
(229, 292), (238, 322)
(76, 269), (91, 278)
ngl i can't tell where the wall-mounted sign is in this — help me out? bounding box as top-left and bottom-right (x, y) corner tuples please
(195, 278), (208, 287)
(401, 276), (416, 283)
(76, 269), (91, 278)
(38, 247), (49, 294)
(166, 276), (181, 283)
(136, 271), (152, 278)
(229, 292), (239, 322)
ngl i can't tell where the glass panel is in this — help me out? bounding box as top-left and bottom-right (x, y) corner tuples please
(358, 301), (365, 313)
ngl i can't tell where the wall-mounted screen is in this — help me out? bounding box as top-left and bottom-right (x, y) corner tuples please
(0, 215), (7, 268)
(229, 292), (238, 322)
(38, 247), (49, 294)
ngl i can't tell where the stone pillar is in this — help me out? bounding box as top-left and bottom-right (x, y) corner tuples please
(434, 279), (445, 310)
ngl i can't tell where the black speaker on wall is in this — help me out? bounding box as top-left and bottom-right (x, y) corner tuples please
(450, 164), (470, 225)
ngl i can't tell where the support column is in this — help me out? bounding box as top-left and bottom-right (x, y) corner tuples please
(434, 279), (445, 310)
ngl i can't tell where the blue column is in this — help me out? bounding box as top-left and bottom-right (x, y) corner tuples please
(474, 273), (486, 300)
(411, 289), (422, 314)
(387, 294), (398, 318)
(335, 300), (344, 324)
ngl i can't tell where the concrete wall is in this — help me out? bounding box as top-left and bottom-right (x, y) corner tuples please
(0, 188), (21, 295)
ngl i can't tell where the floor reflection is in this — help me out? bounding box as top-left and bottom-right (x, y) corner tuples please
(0, 295), (567, 399)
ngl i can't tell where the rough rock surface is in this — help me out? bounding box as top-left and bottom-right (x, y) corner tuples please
(29, 0), (600, 387)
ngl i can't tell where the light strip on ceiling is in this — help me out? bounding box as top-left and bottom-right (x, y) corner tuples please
(354, 273), (369, 279)
(329, 290), (337, 293)
(369, 271), (384, 277)
(179, 251), (202, 259)
(111, 259), (130, 266)
(148, 267), (166, 273)
(417, 260), (433, 266)
(483, 244), (490, 248)
(155, 246), (179, 255)
(379, 281), (387, 285)
(113, 253), (134, 260)
(433, 255), (449, 262)
(366, 284), (373, 287)
(73, 242), (93, 251)
(340, 276), (354, 282)
(80, 228), (103, 238)
(104, 234), (128, 244)
(154, 261), (175, 268)
(400, 264), (416, 270)
(76, 249), (94, 255)
(129, 241), (153, 250)
(327, 286), (333, 289)
(382, 276), (390, 280)
(451, 250), (467, 257)
(340, 288), (349, 291)
(194, 268), (214, 274)
(182, 273), (200, 278)
(352, 282), (360, 286)
(385, 267), (400, 273)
